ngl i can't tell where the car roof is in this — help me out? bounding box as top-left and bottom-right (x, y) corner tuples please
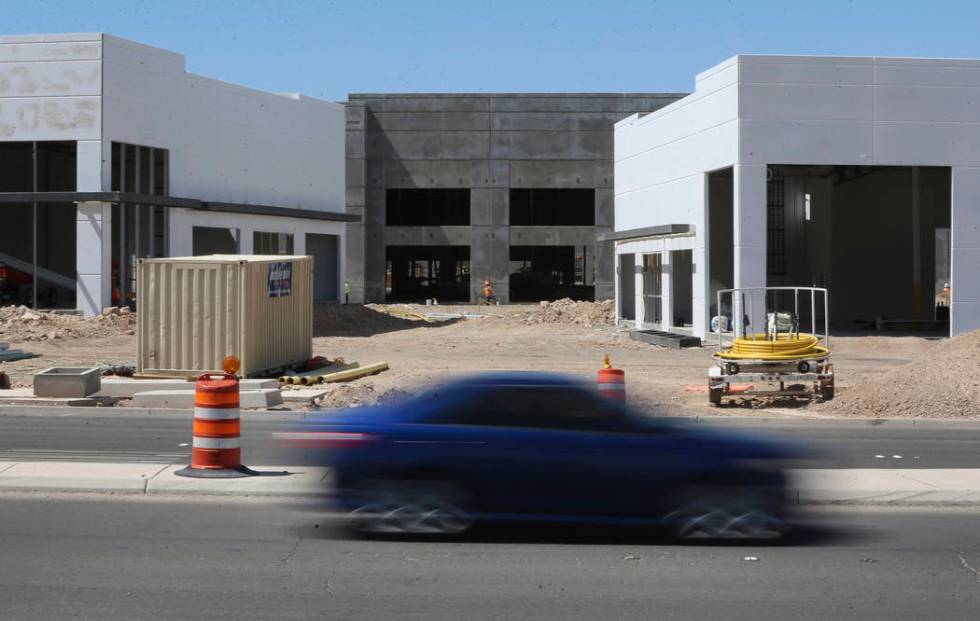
(447, 372), (588, 389)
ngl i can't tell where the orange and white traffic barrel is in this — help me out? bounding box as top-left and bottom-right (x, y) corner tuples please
(176, 373), (255, 478)
(597, 354), (625, 401)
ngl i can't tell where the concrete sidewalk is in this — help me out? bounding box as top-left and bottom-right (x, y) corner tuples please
(3, 460), (980, 505)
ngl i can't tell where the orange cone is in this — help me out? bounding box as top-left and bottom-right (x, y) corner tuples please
(597, 354), (625, 401)
(175, 373), (256, 478)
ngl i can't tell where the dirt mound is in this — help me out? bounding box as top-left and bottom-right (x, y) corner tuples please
(817, 329), (980, 418)
(0, 305), (136, 343)
(519, 298), (615, 328)
(314, 304), (424, 335)
(312, 381), (410, 409)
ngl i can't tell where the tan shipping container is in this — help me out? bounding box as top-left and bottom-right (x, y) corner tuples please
(137, 255), (313, 377)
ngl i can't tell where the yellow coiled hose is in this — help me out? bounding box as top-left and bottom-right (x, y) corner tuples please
(717, 333), (829, 360)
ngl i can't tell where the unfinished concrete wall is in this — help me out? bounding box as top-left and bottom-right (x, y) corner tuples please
(346, 93), (684, 303)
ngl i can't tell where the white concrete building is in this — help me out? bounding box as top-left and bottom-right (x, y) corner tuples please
(0, 33), (352, 315)
(613, 55), (980, 339)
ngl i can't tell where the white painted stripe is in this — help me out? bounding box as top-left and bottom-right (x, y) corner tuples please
(597, 383), (626, 391)
(192, 437), (240, 449)
(194, 406), (240, 420)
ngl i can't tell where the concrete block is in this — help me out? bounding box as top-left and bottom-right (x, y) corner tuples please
(470, 160), (509, 188)
(346, 158), (366, 188)
(281, 388), (330, 403)
(132, 388), (283, 409)
(380, 131), (490, 160)
(510, 159), (598, 187)
(366, 159), (385, 188)
(97, 378), (277, 399)
(491, 111), (630, 132)
(345, 130), (366, 159)
(383, 159), (472, 187)
(370, 112), (489, 132)
(490, 95), (628, 113)
(33, 367), (101, 398)
(383, 226), (470, 246)
(351, 95), (490, 113)
(596, 188), (615, 226)
(492, 131), (611, 160)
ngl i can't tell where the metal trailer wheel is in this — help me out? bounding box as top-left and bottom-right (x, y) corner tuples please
(665, 490), (786, 540)
(821, 382), (835, 401)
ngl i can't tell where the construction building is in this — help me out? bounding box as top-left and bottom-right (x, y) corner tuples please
(0, 33), (353, 315)
(614, 55), (980, 338)
(344, 93), (684, 303)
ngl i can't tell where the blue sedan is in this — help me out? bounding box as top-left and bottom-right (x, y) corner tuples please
(281, 372), (799, 539)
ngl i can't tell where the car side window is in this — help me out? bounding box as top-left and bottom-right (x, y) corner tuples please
(447, 386), (624, 432)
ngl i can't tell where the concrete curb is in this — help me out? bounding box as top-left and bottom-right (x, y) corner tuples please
(3, 463), (980, 506)
(2, 404), (980, 427)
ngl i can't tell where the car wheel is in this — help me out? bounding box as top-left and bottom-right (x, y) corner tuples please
(664, 489), (786, 540)
(348, 483), (473, 536)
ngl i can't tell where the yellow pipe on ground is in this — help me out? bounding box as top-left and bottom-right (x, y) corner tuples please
(717, 333), (829, 361)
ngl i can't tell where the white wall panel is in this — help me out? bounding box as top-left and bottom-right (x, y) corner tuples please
(739, 84), (873, 121)
(101, 35), (344, 212)
(740, 119), (874, 165)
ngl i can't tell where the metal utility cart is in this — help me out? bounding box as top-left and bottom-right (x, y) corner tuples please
(708, 286), (834, 406)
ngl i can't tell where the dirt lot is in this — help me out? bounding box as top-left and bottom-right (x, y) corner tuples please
(0, 301), (973, 418)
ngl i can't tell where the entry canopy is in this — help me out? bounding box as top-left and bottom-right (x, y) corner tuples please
(0, 191), (360, 223)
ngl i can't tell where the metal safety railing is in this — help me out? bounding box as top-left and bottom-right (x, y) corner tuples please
(714, 286), (830, 351)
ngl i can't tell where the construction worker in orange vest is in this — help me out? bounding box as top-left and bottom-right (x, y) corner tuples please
(482, 279), (497, 305)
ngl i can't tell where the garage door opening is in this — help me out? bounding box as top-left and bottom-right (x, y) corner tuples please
(385, 246), (470, 302)
(768, 165), (951, 332)
(306, 233), (339, 303)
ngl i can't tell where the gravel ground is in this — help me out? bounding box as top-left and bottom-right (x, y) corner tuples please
(1, 302), (972, 419)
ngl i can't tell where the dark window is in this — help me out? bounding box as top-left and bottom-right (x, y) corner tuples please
(253, 231), (294, 255)
(767, 175), (786, 276)
(386, 189), (470, 225)
(444, 386), (623, 431)
(510, 189), (595, 226)
(385, 245), (470, 302)
(110, 141), (169, 195)
(509, 246), (593, 302)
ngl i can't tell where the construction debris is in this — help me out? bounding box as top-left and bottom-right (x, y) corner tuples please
(0, 305), (135, 342)
(816, 328), (980, 418)
(519, 298), (615, 328)
(281, 361), (389, 385)
(312, 381), (408, 410)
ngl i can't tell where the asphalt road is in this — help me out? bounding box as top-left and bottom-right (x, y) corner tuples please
(1, 495), (978, 620)
(1, 408), (979, 468)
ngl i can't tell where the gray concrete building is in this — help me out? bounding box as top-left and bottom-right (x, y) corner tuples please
(345, 93), (684, 304)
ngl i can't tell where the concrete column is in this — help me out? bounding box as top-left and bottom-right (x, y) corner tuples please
(75, 202), (111, 315)
(733, 164), (767, 335)
(694, 173), (709, 340)
(950, 167), (980, 336)
(634, 253), (644, 326)
(660, 250), (673, 329)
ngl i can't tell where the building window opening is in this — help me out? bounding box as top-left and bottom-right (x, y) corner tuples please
(254, 232), (294, 255)
(509, 245), (593, 302)
(386, 189), (470, 225)
(510, 189), (595, 226)
(109, 142), (170, 307)
(385, 246), (470, 302)
(0, 141), (78, 310)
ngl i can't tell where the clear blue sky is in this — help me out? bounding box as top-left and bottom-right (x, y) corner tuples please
(4, 0), (979, 101)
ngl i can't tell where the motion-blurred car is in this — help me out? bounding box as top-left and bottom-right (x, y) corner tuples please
(280, 373), (800, 539)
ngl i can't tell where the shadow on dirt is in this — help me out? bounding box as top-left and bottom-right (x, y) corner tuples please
(314, 304), (461, 337)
